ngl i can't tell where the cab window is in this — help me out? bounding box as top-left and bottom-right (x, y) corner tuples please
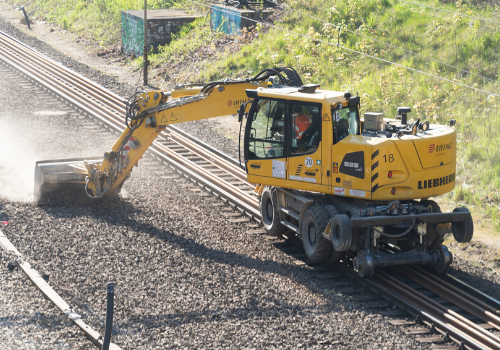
(247, 99), (286, 159)
(333, 106), (359, 143)
(290, 103), (321, 156)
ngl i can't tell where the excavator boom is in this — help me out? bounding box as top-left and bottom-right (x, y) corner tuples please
(34, 67), (299, 200)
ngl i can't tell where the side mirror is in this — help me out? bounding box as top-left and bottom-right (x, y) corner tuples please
(449, 119), (456, 127)
(411, 119), (420, 135)
(238, 103), (247, 123)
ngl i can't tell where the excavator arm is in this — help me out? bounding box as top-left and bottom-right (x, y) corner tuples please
(85, 80), (261, 198)
(34, 67), (304, 200)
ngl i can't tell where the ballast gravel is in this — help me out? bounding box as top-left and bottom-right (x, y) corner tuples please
(0, 15), (498, 350)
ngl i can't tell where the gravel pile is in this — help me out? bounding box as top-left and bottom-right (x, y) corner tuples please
(0, 15), (498, 350)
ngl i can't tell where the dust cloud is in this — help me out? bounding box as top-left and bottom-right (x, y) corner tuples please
(0, 119), (41, 202)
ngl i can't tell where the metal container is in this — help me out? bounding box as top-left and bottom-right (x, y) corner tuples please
(364, 112), (384, 132)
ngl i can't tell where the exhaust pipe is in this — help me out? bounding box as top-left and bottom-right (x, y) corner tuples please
(34, 157), (102, 202)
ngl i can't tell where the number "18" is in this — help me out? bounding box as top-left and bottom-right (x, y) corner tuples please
(383, 154), (394, 162)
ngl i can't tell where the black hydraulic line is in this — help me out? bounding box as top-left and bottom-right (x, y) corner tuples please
(101, 282), (115, 350)
(196, 67), (303, 96)
(280, 67), (304, 86)
(375, 218), (416, 238)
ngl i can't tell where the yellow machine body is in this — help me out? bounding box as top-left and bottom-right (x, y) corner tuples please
(36, 78), (457, 203)
(245, 88), (456, 202)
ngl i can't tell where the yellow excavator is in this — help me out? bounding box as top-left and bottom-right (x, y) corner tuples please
(34, 67), (473, 278)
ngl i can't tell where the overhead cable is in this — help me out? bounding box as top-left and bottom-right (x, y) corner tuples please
(185, 0), (500, 98)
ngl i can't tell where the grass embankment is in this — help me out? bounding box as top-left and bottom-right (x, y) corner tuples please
(8, 0), (500, 233)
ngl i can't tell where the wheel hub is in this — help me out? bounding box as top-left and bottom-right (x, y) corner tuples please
(266, 201), (273, 221)
(353, 249), (375, 278)
(308, 225), (316, 246)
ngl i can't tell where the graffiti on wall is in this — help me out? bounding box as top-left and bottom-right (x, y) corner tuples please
(211, 5), (241, 35)
(122, 12), (144, 56)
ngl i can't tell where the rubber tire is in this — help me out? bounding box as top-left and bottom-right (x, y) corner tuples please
(451, 207), (474, 243)
(324, 205), (342, 262)
(301, 206), (332, 263)
(260, 186), (286, 237)
(330, 214), (352, 252)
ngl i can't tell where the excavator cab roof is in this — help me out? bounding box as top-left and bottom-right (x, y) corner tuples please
(248, 86), (347, 105)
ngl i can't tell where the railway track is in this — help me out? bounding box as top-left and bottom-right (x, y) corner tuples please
(0, 30), (259, 219)
(1, 29), (499, 350)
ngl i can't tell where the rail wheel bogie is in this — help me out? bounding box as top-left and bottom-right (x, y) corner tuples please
(260, 188), (470, 278)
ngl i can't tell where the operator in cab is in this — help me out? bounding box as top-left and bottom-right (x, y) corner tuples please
(292, 105), (312, 142)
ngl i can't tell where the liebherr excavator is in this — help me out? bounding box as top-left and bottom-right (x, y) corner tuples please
(34, 67), (473, 278)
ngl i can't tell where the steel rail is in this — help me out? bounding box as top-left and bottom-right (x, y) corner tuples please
(0, 230), (122, 350)
(169, 125), (243, 168)
(334, 262), (499, 350)
(166, 130), (250, 184)
(377, 269), (500, 349)
(407, 266), (500, 330)
(0, 30), (260, 219)
(445, 273), (500, 312)
(0, 32), (126, 112)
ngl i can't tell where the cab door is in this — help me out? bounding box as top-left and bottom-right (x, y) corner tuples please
(286, 101), (322, 187)
(330, 101), (371, 200)
(245, 98), (288, 186)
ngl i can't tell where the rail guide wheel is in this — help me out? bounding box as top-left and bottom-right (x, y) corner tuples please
(259, 186), (286, 237)
(433, 245), (453, 274)
(353, 249), (375, 278)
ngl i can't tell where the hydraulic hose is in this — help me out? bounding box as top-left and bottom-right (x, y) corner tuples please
(375, 218), (417, 238)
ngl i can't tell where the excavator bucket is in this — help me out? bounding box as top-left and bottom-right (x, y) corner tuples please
(34, 157), (102, 202)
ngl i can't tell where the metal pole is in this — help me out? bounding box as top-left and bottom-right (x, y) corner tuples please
(101, 282), (115, 350)
(143, 0), (148, 86)
(19, 7), (31, 30)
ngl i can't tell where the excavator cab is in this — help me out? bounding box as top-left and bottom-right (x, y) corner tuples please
(244, 85), (354, 192)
